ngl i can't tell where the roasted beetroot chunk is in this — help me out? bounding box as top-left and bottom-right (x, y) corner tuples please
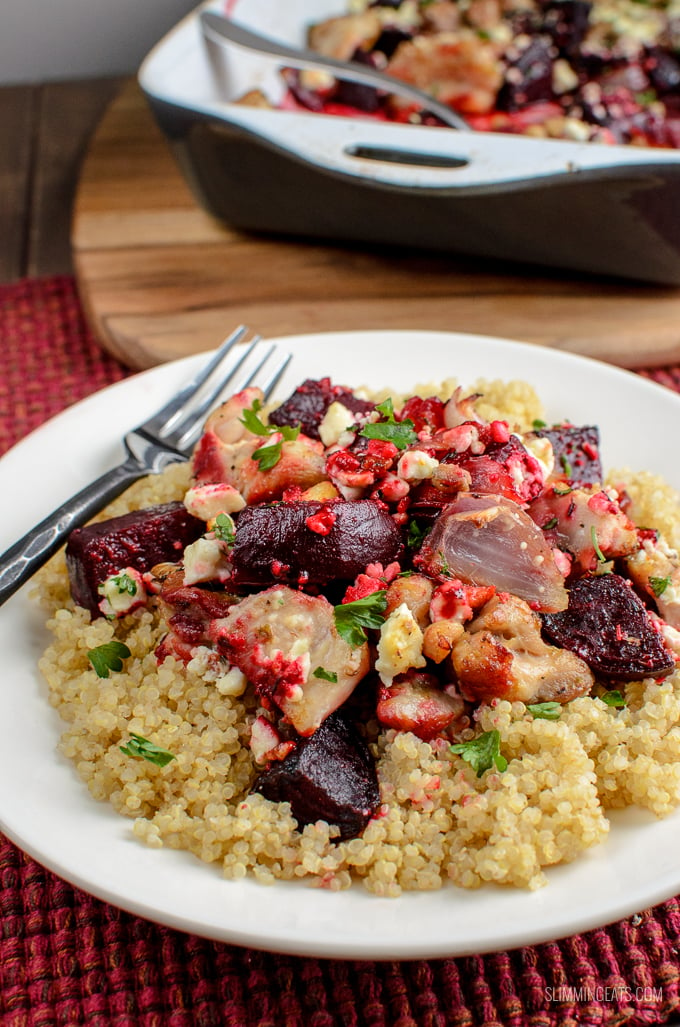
(268, 378), (375, 440)
(541, 573), (675, 681)
(230, 499), (404, 586)
(253, 711), (380, 841)
(534, 425), (602, 485)
(66, 502), (203, 616)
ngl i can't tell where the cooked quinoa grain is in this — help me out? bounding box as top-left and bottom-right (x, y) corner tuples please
(35, 380), (680, 895)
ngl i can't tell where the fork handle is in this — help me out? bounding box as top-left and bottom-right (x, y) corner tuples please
(0, 457), (150, 608)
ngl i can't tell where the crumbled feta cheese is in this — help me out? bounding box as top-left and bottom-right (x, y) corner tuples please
(319, 401), (356, 448)
(184, 482), (245, 521)
(183, 537), (231, 585)
(523, 435), (554, 481)
(397, 449), (439, 481)
(216, 667), (248, 696)
(375, 602), (426, 686)
(97, 567), (146, 618)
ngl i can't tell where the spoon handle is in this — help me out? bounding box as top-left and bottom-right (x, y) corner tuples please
(200, 11), (469, 132)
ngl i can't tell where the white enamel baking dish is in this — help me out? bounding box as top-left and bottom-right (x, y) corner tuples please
(139, 0), (680, 284)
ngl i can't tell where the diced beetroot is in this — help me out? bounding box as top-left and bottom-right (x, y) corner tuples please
(66, 502), (203, 616)
(230, 499), (404, 586)
(252, 711), (380, 841)
(535, 424), (602, 484)
(268, 378), (375, 440)
(541, 573), (675, 680)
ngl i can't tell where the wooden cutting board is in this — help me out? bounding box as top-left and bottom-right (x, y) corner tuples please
(72, 79), (680, 371)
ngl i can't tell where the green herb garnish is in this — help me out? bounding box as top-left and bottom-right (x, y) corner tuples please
(406, 518), (429, 551)
(241, 398), (301, 469)
(313, 666), (338, 683)
(87, 640), (132, 678)
(212, 512), (236, 545)
(527, 701), (562, 720)
(532, 419), (547, 429)
(450, 729), (507, 777)
(111, 572), (137, 596)
(119, 732), (176, 768)
(560, 454), (573, 478)
(601, 689), (626, 708)
(359, 398), (418, 451)
(333, 591), (388, 648)
(650, 575), (671, 597)
(591, 525), (607, 563)
(543, 517), (558, 531)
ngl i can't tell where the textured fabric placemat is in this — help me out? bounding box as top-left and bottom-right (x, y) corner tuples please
(1, 274), (680, 1027)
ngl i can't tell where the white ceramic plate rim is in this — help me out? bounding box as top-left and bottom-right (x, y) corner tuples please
(1, 329), (679, 961)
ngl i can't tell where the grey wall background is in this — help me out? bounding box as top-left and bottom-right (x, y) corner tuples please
(0, 0), (197, 84)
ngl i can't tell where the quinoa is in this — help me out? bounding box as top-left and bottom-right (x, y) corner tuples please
(35, 379), (680, 895)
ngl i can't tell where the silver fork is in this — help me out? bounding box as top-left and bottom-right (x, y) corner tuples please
(0, 326), (291, 607)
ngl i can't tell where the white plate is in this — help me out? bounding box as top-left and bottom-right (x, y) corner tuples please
(1, 329), (680, 960)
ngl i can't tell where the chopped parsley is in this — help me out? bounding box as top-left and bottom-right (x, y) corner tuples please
(119, 732), (176, 768)
(406, 518), (429, 551)
(333, 590), (388, 648)
(527, 701), (562, 721)
(110, 572), (137, 596)
(212, 512), (236, 545)
(560, 454), (573, 478)
(313, 666), (338, 683)
(601, 689), (626, 708)
(240, 398), (301, 469)
(650, 575), (671, 597)
(532, 419), (547, 429)
(87, 640), (132, 678)
(542, 517), (558, 531)
(590, 525), (607, 563)
(450, 729), (507, 777)
(359, 398), (418, 451)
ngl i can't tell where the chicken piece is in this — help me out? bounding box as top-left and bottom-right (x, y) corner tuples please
(203, 386), (264, 445)
(529, 485), (638, 574)
(210, 586), (370, 736)
(192, 431), (326, 505)
(376, 671), (467, 741)
(384, 573), (434, 629)
(626, 536), (680, 629)
(386, 30), (504, 114)
(308, 11), (383, 61)
(451, 593), (594, 704)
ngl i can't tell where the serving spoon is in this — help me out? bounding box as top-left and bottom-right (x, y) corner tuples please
(200, 10), (471, 132)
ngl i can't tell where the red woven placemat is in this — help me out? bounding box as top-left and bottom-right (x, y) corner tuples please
(1, 275), (680, 1027)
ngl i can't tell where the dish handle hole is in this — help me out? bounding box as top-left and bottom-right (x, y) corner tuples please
(344, 144), (469, 169)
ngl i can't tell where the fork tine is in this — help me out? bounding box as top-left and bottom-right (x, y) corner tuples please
(170, 343), (293, 453)
(148, 325), (250, 440)
(157, 332), (262, 441)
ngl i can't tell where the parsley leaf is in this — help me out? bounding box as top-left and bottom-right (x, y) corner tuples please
(601, 689), (626, 708)
(313, 666), (338, 683)
(119, 732), (176, 768)
(241, 400), (301, 469)
(560, 453), (573, 478)
(407, 519), (429, 551)
(212, 512), (236, 545)
(87, 640), (132, 678)
(239, 398), (269, 436)
(360, 397), (417, 451)
(650, 575), (671, 597)
(527, 701), (562, 721)
(532, 419), (547, 429)
(334, 591), (387, 648)
(450, 729), (507, 777)
(253, 440), (284, 470)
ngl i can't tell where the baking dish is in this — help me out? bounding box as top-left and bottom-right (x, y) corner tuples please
(139, 0), (680, 284)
